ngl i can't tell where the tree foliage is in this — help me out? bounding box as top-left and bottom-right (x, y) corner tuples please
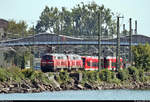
(132, 43), (150, 71)
(3, 47), (33, 69)
(128, 66), (140, 81)
(99, 69), (114, 82)
(4, 20), (34, 39)
(117, 69), (129, 81)
(36, 2), (116, 37)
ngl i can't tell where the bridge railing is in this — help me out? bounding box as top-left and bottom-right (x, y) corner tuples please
(74, 35), (127, 40)
(0, 41), (141, 47)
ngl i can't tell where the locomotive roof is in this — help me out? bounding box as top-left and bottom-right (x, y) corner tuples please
(66, 54), (81, 56)
(43, 53), (82, 57)
(44, 53), (66, 56)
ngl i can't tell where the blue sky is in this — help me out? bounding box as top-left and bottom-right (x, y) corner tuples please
(0, 0), (150, 36)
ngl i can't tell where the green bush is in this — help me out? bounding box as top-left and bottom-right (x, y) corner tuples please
(117, 69), (129, 81)
(111, 71), (116, 79)
(128, 66), (137, 74)
(145, 66), (150, 71)
(144, 76), (150, 82)
(0, 68), (9, 82)
(21, 68), (35, 79)
(48, 72), (53, 77)
(110, 78), (121, 84)
(81, 71), (100, 83)
(6, 67), (25, 82)
(99, 69), (113, 82)
(59, 71), (70, 82)
(36, 71), (51, 84)
(55, 73), (62, 83)
(128, 66), (139, 81)
(0, 67), (25, 82)
(138, 69), (145, 82)
(82, 71), (88, 83)
(93, 71), (101, 82)
(86, 71), (96, 81)
(21, 69), (51, 84)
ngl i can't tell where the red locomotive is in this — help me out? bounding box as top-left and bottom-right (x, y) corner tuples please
(41, 53), (83, 72)
(41, 53), (123, 72)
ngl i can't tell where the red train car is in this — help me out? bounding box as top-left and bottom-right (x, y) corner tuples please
(81, 56), (99, 70)
(81, 56), (123, 71)
(102, 56), (123, 71)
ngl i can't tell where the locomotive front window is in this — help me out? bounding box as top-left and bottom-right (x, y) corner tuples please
(57, 56), (61, 59)
(42, 55), (52, 60)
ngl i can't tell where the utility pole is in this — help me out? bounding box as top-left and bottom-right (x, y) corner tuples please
(129, 18), (132, 64)
(135, 20), (137, 34)
(123, 24), (126, 66)
(32, 23), (35, 69)
(123, 24), (126, 36)
(116, 17), (120, 71)
(98, 11), (102, 71)
(116, 16), (123, 71)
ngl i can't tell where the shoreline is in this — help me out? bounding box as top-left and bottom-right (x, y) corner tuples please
(0, 79), (150, 93)
(0, 67), (149, 94)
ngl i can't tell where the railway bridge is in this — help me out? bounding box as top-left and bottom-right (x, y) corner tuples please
(0, 33), (150, 47)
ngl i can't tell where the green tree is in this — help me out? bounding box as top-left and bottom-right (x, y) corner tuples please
(4, 50), (16, 66)
(3, 47), (33, 69)
(36, 2), (116, 37)
(121, 29), (129, 36)
(132, 43), (150, 71)
(117, 69), (129, 81)
(36, 6), (60, 33)
(27, 26), (35, 36)
(5, 20), (29, 39)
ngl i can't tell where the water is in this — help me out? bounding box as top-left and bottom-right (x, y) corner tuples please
(0, 89), (150, 100)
